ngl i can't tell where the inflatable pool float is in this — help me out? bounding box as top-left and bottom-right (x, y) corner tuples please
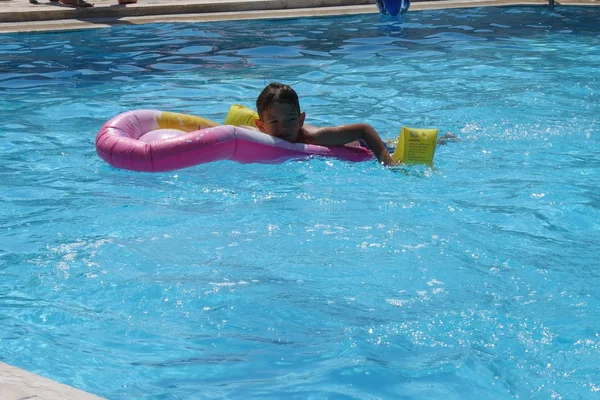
(376, 0), (410, 16)
(95, 108), (373, 172)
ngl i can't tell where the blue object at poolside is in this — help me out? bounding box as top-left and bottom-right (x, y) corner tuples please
(376, 0), (411, 16)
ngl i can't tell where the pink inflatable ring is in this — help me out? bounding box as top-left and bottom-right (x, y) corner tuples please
(95, 110), (373, 172)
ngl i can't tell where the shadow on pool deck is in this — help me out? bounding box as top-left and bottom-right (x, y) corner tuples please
(2, 0), (597, 33)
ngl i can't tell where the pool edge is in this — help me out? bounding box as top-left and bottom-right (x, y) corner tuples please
(0, 361), (104, 400)
(1, 0), (599, 33)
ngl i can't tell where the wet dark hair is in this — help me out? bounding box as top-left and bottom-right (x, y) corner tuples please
(256, 82), (301, 118)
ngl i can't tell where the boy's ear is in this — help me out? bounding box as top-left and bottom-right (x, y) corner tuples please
(299, 112), (306, 127)
(255, 119), (265, 132)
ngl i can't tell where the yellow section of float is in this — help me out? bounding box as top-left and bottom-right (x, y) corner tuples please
(156, 111), (219, 132)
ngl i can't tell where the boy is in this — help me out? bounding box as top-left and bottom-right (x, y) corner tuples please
(254, 82), (396, 166)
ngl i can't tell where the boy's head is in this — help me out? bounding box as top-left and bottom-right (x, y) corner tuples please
(255, 82), (305, 142)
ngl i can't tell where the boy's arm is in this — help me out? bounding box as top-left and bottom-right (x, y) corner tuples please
(300, 123), (396, 166)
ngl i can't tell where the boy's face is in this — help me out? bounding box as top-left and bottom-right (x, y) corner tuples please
(255, 103), (305, 143)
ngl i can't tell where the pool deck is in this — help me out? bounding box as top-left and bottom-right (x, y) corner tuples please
(1, 362), (103, 400)
(1, 0), (599, 398)
(0, 0), (598, 33)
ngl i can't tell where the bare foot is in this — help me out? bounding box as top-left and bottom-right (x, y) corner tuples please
(59, 0), (94, 7)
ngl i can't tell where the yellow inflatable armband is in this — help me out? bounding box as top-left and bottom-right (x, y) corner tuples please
(224, 104), (259, 128)
(157, 111), (218, 132)
(392, 126), (439, 165)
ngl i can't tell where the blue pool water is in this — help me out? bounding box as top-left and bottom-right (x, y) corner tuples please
(1, 6), (599, 399)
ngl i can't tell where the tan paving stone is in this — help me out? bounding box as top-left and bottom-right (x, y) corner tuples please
(0, 362), (104, 400)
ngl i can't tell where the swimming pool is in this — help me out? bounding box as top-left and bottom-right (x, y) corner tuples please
(1, 5), (599, 398)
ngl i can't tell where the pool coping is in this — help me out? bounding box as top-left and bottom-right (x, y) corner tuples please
(2, 0), (599, 398)
(0, 361), (103, 399)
